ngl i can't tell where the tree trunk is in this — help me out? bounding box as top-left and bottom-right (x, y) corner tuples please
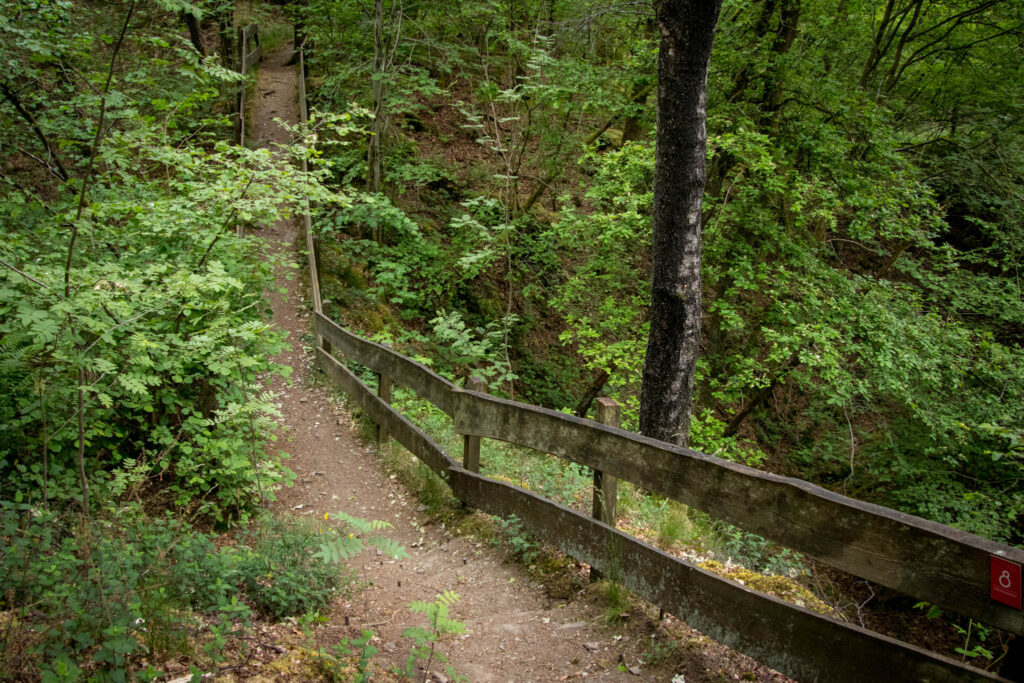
(217, 3), (234, 71)
(367, 0), (386, 197)
(621, 17), (657, 143)
(639, 0), (722, 446)
(620, 78), (653, 143)
(760, 0), (800, 135)
(574, 368), (610, 419)
(183, 11), (205, 56)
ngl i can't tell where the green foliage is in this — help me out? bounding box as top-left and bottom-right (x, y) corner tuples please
(429, 309), (518, 385)
(711, 523), (807, 578)
(293, 513), (406, 681)
(402, 590), (466, 680)
(539, 142), (655, 426)
(303, 0), (1024, 548)
(641, 635), (680, 668)
(385, 145), (456, 199)
(0, 505), (399, 679)
(0, 500), (257, 680)
(237, 516), (353, 620)
(688, 409), (766, 467)
(316, 628), (378, 682)
(322, 196), (520, 386)
(596, 579), (632, 625)
(0, 0), (356, 521)
(494, 513), (539, 564)
(914, 605), (1007, 669)
(654, 501), (692, 548)
(0, 505), (402, 678)
(319, 510), (410, 563)
(325, 195), (512, 313)
(952, 619), (995, 664)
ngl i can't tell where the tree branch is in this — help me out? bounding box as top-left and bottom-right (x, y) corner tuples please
(0, 82), (70, 182)
(65, 1), (136, 298)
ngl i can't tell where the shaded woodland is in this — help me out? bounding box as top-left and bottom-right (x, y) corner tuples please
(1, 0), (1022, 678)
(303, 0), (1024, 546)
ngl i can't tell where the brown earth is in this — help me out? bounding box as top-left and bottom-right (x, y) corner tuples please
(246, 46), (789, 683)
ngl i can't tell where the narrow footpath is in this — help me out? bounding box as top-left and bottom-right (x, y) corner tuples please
(251, 46), (783, 683)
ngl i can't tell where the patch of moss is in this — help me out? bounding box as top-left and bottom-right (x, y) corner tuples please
(263, 646), (323, 679)
(699, 561), (838, 617)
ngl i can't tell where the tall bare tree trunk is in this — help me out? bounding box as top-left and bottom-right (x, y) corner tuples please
(621, 17), (657, 143)
(287, 0), (307, 65)
(760, 0), (800, 135)
(639, 0), (722, 446)
(217, 2), (234, 70)
(183, 11), (205, 56)
(620, 78), (653, 143)
(367, 0), (386, 197)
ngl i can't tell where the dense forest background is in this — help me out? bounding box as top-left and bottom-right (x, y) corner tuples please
(302, 0), (1024, 545)
(1, 0), (1022, 677)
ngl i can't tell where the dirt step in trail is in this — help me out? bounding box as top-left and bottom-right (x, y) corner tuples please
(252, 45), (786, 682)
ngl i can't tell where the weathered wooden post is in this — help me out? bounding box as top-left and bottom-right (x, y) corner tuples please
(592, 397), (620, 525)
(462, 376), (485, 473)
(318, 302), (331, 356)
(591, 397), (620, 582)
(377, 348), (392, 452)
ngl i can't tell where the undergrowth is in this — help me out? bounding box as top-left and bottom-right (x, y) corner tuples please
(367, 383), (809, 582)
(0, 501), (391, 680)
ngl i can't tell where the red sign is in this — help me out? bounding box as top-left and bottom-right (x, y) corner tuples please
(991, 555), (1022, 609)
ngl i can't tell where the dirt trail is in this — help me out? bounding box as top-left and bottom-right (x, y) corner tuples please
(252, 47), (782, 683)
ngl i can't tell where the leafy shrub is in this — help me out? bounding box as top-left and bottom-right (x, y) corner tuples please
(429, 309), (518, 385)
(0, 501), (253, 680)
(0, 502), (390, 678)
(494, 514), (539, 564)
(712, 523), (807, 578)
(0, 0), (355, 521)
(238, 516), (352, 620)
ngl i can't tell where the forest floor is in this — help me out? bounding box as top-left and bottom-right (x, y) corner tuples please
(248, 46), (789, 682)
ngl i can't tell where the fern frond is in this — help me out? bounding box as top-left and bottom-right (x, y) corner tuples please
(368, 537), (408, 560)
(314, 535), (364, 564)
(437, 590), (460, 608)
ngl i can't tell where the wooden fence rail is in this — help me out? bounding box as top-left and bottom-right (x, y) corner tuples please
(297, 45), (1018, 682)
(296, 40), (325, 348)
(455, 390), (1024, 635)
(313, 340), (1002, 682)
(239, 24), (262, 71)
(316, 312), (456, 414)
(450, 468), (994, 683)
(315, 312), (1024, 636)
(235, 24), (262, 146)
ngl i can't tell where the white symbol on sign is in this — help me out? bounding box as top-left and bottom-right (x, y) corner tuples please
(999, 570), (1013, 590)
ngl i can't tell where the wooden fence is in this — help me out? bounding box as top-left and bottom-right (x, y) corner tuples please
(235, 24), (262, 146)
(293, 43), (1020, 683)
